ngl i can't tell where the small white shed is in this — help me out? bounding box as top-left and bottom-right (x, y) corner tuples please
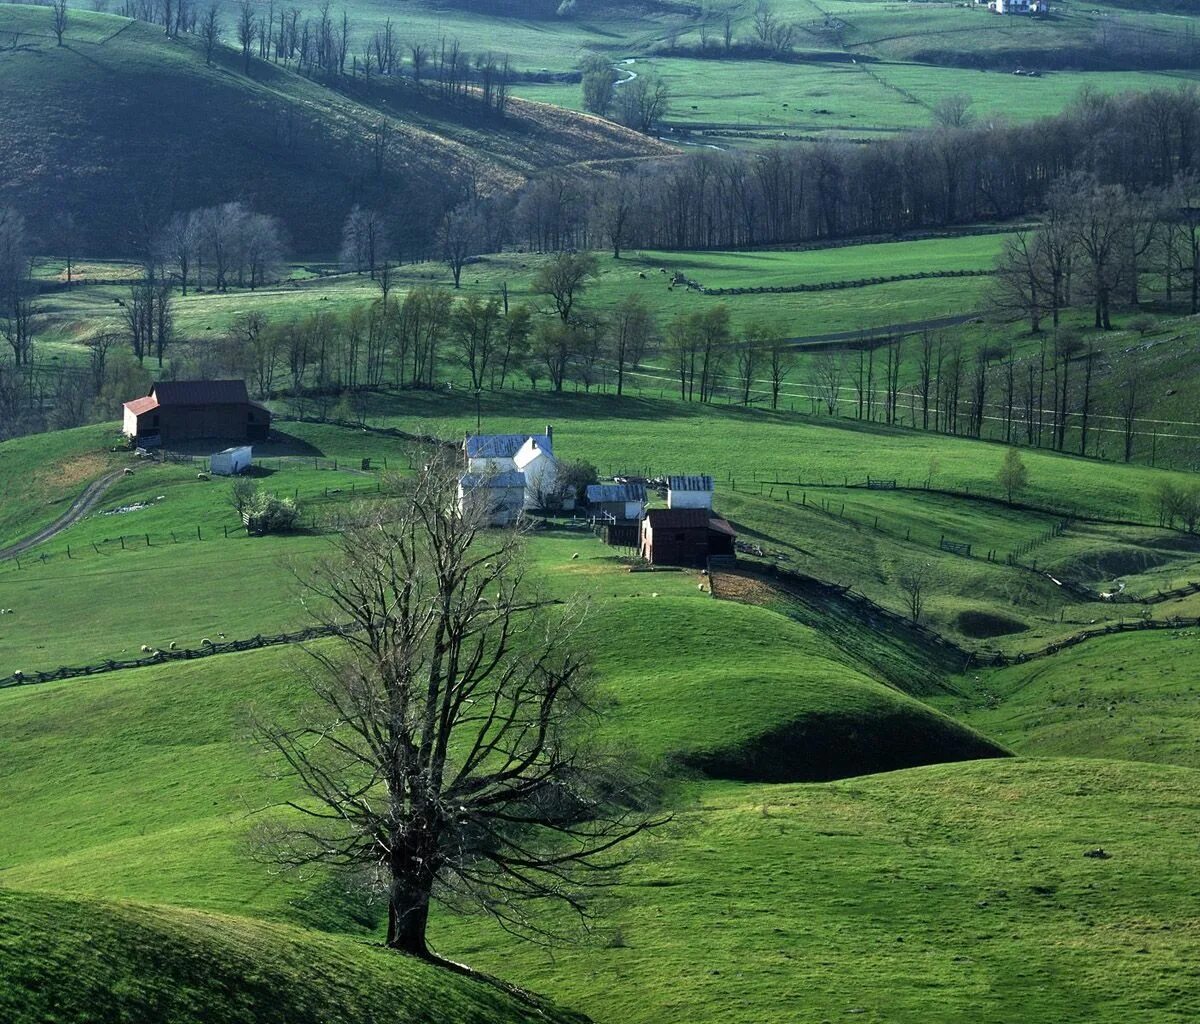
(667, 474), (714, 511)
(210, 446), (253, 476)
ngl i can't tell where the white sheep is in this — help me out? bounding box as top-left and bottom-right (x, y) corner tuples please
(168, 641), (177, 650)
(201, 637), (213, 646)
(140, 644), (152, 653)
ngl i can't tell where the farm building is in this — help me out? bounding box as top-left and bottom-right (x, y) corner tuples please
(210, 446), (252, 476)
(458, 471), (527, 526)
(585, 483), (647, 522)
(464, 426), (562, 510)
(990, 0), (1046, 13)
(667, 475), (715, 511)
(122, 380), (271, 447)
(639, 508), (737, 567)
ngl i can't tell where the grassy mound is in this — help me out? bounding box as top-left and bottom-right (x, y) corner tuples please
(0, 596), (1004, 919)
(578, 597), (1007, 781)
(0, 888), (585, 1024)
(948, 629), (1200, 770)
(436, 758), (1200, 1024)
(0, 6), (666, 254)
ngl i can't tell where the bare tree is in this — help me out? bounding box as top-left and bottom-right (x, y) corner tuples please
(609, 292), (656, 397)
(439, 204), (483, 289)
(534, 251), (599, 324)
(811, 351), (843, 416)
(0, 208), (35, 368)
(51, 0), (69, 45)
(237, 0), (257, 73)
(767, 334), (792, 411)
(256, 462), (660, 957)
(1116, 359), (1143, 464)
(612, 73), (670, 135)
(897, 562), (934, 625)
(200, 3), (222, 65)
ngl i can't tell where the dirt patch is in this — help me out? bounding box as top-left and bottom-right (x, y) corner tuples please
(1063, 547), (1176, 581)
(711, 570), (778, 605)
(955, 610), (1029, 639)
(47, 453), (110, 494)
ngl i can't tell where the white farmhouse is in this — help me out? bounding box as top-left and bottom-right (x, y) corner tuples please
(464, 426), (561, 510)
(458, 471), (527, 526)
(667, 474), (715, 511)
(991, 0), (1046, 13)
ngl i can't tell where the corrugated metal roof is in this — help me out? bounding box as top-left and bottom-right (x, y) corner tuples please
(465, 433), (551, 459)
(151, 380), (250, 406)
(668, 475), (714, 492)
(123, 396), (159, 415)
(645, 508), (710, 529)
(460, 472), (527, 489)
(586, 483), (646, 503)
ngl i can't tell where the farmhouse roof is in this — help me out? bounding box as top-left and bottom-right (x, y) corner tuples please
(586, 483), (647, 503)
(465, 433), (552, 459)
(123, 395), (159, 415)
(151, 380), (251, 406)
(645, 508), (710, 530)
(668, 475), (714, 492)
(460, 471), (527, 489)
(708, 517), (737, 537)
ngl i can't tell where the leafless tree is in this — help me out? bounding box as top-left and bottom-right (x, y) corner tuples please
(612, 74), (670, 135)
(1116, 359), (1143, 463)
(534, 251), (599, 325)
(255, 462), (660, 957)
(51, 0), (69, 45)
(608, 292), (656, 397)
(439, 204), (483, 289)
(237, 0), (257, 72)
(200, 3), (221, 65)
(811, 351), (843, 416)
(0, 208), (35, 368)
(897, 561), (934, 625)
(450, 294), (502, 390)
(340, 206), (389, 280)
(766, 334), (792, 411)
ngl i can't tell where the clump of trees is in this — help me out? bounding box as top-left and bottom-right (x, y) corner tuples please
(254, 459), (660, 956)
(157, 202), (288, 295)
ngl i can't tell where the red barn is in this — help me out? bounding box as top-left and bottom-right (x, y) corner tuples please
(640, 509), (737, 567)
(122, 380), (271, 447)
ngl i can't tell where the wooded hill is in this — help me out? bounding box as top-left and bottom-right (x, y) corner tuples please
(0, 6), (670, 256)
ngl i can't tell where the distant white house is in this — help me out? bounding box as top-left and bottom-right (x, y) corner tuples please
(464, 426), (561, 510)
(990, 0), (1047, 14)
(667, 474), (715, 511)
(585, 483), (647, 522)
(458, 471), (527, 526)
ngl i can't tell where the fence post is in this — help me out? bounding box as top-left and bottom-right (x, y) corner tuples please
(145, 534), (150, 546)
(120, 536), (125, 550)
(197, 525), (202, 541)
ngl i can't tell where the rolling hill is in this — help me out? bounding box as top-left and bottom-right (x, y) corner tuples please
(0, 6), (671, 255)
(0, 888), (586, 1024)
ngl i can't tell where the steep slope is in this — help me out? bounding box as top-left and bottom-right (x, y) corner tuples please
(0, 888), (585, 1024)
(0, 6), (671, 254)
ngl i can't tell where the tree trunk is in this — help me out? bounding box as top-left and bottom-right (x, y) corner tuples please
(387, 872), (433, 956)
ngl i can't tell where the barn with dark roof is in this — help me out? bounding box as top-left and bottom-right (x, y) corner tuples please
(122, 380), (271, 446)
(639, 508), (736, 567)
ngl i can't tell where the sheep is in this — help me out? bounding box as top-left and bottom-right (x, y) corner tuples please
(196, 473), (210, 481)
(12, 670), (22, 682)
(168, 641), (177, 650)
(123, 467), (135, 476)
(201, 637), (213, 646)
(217, 632), (226, 639)
(571, 552), (579, 560)
(651, 592), (659, 598)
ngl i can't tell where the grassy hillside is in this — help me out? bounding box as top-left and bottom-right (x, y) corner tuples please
(0, 6), (668, 254)
(436, 758), (1200, 1024)
(0, 595), (1003, 911)
(947, 629), (1200, 769)
(0, 889), (585, 1024)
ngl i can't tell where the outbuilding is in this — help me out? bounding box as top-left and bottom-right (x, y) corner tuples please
(639, 508), (737, 567)
(667, 474), (715, 510)
(210, 446), (253, 476)
(585, 482), (647, 522)
(122, 380), (271, 447)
